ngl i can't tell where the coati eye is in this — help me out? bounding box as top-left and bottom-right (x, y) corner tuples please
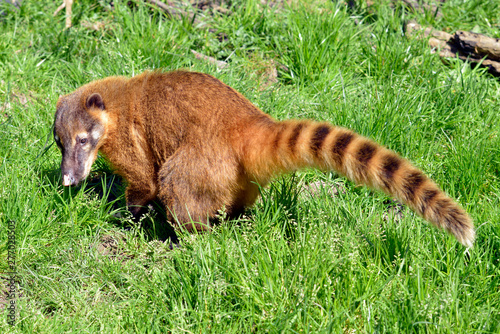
(80, 138), (88, 145)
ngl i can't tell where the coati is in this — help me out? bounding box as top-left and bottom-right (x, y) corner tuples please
(53, 70), (475, 247)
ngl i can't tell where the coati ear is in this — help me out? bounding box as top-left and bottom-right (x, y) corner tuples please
(86, 93), (105, 110)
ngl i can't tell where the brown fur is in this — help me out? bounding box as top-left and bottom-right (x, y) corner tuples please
(53, 70), (475, 247)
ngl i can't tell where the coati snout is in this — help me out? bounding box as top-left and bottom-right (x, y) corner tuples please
(53, 70), (475, 247)
(54, 92), (106, 186)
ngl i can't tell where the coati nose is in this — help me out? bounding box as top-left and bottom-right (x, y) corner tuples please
(62, 174), (76, 186)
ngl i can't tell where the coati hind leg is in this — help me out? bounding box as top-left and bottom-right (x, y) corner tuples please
(157, 146), (241, 232)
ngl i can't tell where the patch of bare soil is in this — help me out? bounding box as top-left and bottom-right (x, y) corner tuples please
(95, 233), (127, 258)
(1, 90), (31, 118)
(304, 180), (346, 199)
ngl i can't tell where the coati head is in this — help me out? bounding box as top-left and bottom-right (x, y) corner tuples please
(53, 92), (106, 186)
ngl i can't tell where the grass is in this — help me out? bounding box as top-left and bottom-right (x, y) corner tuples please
(1, 0), (499, 332)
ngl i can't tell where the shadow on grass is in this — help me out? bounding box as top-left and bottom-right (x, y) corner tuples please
(37, 166), (179, 244)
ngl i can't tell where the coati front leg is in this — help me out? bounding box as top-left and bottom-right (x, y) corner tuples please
(125, 183), (158, 220)
(157, 146), (240, 232)
(119, 161), (158, 220)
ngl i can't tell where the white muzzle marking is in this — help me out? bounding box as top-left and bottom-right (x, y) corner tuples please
(63, 174), (72, 186)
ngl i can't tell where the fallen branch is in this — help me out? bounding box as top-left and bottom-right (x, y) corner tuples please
(406, 21), (452, 41)
(453, 30), (500, 61)
(406, 21), (500, 76)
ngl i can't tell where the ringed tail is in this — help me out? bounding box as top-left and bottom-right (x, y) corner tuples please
(245, 119), (475, 248)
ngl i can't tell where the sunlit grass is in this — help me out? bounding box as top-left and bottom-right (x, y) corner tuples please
(0, 0), (499, 332)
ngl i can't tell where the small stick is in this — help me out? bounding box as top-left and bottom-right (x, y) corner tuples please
(191, 50), (228, 69)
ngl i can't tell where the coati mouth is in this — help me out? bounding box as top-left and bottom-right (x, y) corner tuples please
(61, 167), (91, 187)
